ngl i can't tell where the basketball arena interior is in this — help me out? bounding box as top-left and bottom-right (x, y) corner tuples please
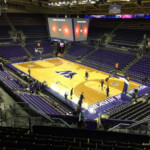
(0, 0), (150, 149)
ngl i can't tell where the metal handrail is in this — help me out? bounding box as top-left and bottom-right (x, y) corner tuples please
(52, 118), (71, 128)
(28, 105), (54, 123)
(127, 116), (150, 129)
(108, 116), (150, 132)
(108, 123), (130, 131)
(17, 119), (29, 126)
(28, 106), (71, 128)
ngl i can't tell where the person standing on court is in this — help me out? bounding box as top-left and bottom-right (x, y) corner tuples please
(70, 88), (73, 99)
(85, 70), (89, 81)
(28, 68), (31, 77)
(132, 89), (138, 102)
(64, 92), (68, 102)
(106, 86), (109, 97)
(100, 79), (104, 90)
(105, 75), (111, 84)
(70, 72), (73, 80)
(78, 92), (85, 107)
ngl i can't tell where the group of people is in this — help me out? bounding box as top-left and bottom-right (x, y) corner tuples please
(16, 77), (46, 95)
(85, 71), (110, 97)
(100, 77), (110, 97)
(64, 71), (111, 106)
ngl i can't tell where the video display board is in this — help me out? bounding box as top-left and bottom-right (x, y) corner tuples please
(74, 19), (89, 41)
(48, 18), (74, 41)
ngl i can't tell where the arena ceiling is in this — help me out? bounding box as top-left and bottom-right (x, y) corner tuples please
(0, 0), (150, 15)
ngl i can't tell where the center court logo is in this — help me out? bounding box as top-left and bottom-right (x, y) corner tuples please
(55, 71), (77, 78)
(28, 65), (34, 67)
(111, 82), (119, 86)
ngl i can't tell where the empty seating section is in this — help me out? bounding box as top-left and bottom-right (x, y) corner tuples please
(89, 27), (112, 39)
(0, 16), (11, 38)
(0, 45), (27, 59)
(0, 26), (11, 38)
(89, 19), (150, 45)
(18, 93), (61, 115)
(104, 101), (132, 116)
(15, 25), (48, 37)
(0, 126), (149, 150)
(41, 96), (69, 115)
(65, 44), (93, 59)
(112, 29), (145, 44)
(8, 14), (48, 38)
(0, 39), (12, 43)
(83, 48), (135, 70)
(127, 57), (150, 79)
(112, 20), (150, 44)
(109, 101), (150, 121)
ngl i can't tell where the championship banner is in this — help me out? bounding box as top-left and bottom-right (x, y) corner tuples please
(109, 3), (121, 14)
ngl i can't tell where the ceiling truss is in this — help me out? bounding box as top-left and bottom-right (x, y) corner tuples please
(0, 0), (150, 15)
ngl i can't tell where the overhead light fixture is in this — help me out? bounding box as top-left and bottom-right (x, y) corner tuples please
(91, 1), (96, 3)
(72, 0), (76, 3)
(4, 0), (8, 4)
(82, 0), (85, 2)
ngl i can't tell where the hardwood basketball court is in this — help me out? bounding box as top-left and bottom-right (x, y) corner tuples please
(13, 57), (140, 109)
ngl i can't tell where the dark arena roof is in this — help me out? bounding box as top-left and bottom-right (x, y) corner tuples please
(0, 0), (150, 15)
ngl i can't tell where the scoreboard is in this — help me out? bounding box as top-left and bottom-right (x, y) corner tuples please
(48, 18), (89, 42)
(74, 19), (89, 41)
(48, 18), (74, 41)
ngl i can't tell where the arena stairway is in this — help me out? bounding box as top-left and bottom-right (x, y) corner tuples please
(3, 13), (16, 32)
(121, 55), (142, 74)
(80, 45), (99, 60)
